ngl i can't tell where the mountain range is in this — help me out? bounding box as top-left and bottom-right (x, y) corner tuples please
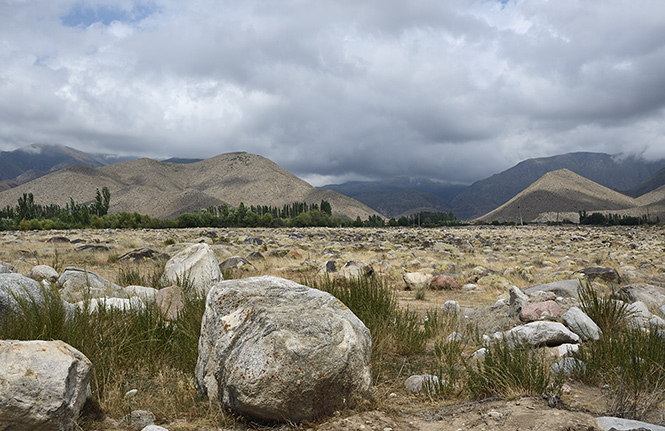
(2, 143), (665, 222)
(476, 168), (665, 224)
(0, 151), (378, 220)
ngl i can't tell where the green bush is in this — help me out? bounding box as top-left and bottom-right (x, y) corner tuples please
(465, 338), (558, 400)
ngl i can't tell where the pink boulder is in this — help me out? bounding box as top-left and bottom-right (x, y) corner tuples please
(429, 275), (460, 290)
(519, 300), (561, 322)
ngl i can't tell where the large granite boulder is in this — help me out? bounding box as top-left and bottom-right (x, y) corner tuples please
(562, 306), (602, 341)
(57, 267), (125, 302)
(504, 321), (580, 348)
(613, 283), (665, 311)
(0, 273), (74, 319)
(196, 276), (372, 422)
(161, 243), (222, 294)
(523, 280), (581, 299)
(0, 340), (93, 431)
(26, 265), (59, 283)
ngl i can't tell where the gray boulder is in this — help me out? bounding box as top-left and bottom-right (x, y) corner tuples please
(196, 276), (372, 422)
(57, 267), (125, 302)
(161, 243), (222, 294)
(562, 306), (602, 341)
(155, 285), (184, 321)
(26, 264), (59, 283)
(523, 280), (581, 299)
(405, 374), (441, 394)
(509, 285), (528, 317)
(219, 256), (256, 271)
(124, 285), (158, 306)
(0, 340), (93, 431)
(575, 267), (621, 284)
(504, 321), (580, 348)
(550, 357), (585, 376)
(0, 273), (74, 319)
(595, 416), (665, 431)
(614, 283), (665, 311)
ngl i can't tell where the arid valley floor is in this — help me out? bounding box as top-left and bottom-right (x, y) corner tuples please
(3, 225), (665, 431)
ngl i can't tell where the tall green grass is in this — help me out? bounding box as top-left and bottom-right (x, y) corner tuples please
(0, 283), (211, 421)
(465, 339), (557, 400)
(304, 275), (427, 360)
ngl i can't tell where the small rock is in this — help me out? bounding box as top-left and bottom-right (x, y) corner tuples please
(405, 374), (440, 394)
(125, 389), (139, 398)
(429, 274), (460, 290)
(123, 410), (155, 430)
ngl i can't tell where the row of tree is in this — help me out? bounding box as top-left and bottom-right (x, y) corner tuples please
(0, 189), (459, 230)
(578, 210), (659, 226)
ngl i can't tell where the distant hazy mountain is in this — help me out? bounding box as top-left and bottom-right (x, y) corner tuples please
(450, 152), (665, 220)
(0, 152), (379, 220)
(0, 143), (136, 185)
(320, 177), (466, 218)
(623, 166), (665, 197)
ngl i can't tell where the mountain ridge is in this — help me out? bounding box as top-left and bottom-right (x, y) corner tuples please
(0, 152), (380, 220)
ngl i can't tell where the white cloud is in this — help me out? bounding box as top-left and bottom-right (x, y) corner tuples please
(1, 0), (665, 184)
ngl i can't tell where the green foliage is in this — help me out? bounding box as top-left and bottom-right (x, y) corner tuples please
(465, 338), (558, 400)
(572, 325), (665, 421)
(388, 211), (459, 227)
(0, 283), (206, 402)
(578, 280), (633, 334)
(579, 210), (651, 226)
(303, 275), (427, 362)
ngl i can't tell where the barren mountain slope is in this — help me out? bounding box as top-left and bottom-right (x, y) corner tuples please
(0, 152), (380, 220)
(476, 169), (638, 223)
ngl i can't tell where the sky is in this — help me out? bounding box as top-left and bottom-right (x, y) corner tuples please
(1, 0), (665, 186)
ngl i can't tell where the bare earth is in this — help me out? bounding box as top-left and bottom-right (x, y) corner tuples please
(3, 225), (664, 430)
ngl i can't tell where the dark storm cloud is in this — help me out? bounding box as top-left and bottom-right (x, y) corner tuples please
(1, 0), (664, 185)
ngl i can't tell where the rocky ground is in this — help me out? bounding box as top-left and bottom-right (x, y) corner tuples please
(2, 225), (665, 430)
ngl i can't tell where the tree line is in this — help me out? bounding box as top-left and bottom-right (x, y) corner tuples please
(0, 189), (463, 230)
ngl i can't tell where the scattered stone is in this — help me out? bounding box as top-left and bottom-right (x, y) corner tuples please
(243, 237), (263, 245)
(403, 272), (433, 290)
(125, 389), (139, 398)
(156, 285), (185, 321)
(429, 274), (460, 290)
(75, 244), (112, 252)
(509, 285), (528, 317)
(0, 340), (93, 431)
(196, 276), (372, 423)
(58, 267), (125, 302)
(550, 357), (585, 376)
(124, 285), (158, 306)
(122, 410), (156, 430)
(473, 348), (488, 357)
(26, 264), (59, 282)
(613, 283), (665, 311)
(523, 280), (581, 299)
(519, 300), (561, 322)
(575, 267), (621, 284)
(119, 248), (168, 262)
(268, 249), (289, 258)
(339, 261), (374, 279)
(246, 251), (265, 261)
(504, 321), (580, 348)
(1, 273), (74, 318)
(557, 343), (580, 357)
(595, 416), (665, 431)
(161, 243), (222, 294)
(0, 262), (15, 273)
(46, 236), (70, 243)
(562, 306), (602, 341)
(76, 296), (145, 313)
(446, 331), (464, 342)
(443, 300), (461, 314)
(405, 374), (440, 394)
(220, 256), (256, 271)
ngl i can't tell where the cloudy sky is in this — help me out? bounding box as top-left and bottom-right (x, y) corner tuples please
(2, 0), (665, 186)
